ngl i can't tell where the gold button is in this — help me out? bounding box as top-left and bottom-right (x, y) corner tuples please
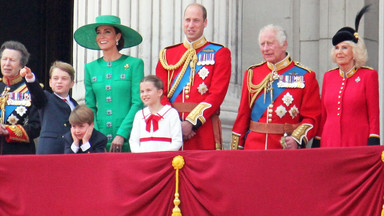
(338, 101), (340, 104)
(268, 109), (273, 113)
(268, 119), (272, 123)
(269, 104), (273, 108)
(338, 96), (341, 99)
(342, 83), (345, 85)
(338, 107), (340, 110)
(337, 113), (340, 116)
(185, 90), (190, 94)
(341, 87), (344, 90)
(339, 91), (342, 94)
(185, 95), (189, 99)
(64, 123), (67, 127)
(268, 114), (272, 117)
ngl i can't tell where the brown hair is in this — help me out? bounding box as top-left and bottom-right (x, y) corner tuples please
(185, 3), (207, 21)
(69, 105), (94, 125)
(114, 27), (125, 51)
(141, 75), (164, 91)
(49, 61), (75, 81)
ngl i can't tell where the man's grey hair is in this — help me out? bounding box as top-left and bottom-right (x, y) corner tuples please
(258, 24), (287, 46)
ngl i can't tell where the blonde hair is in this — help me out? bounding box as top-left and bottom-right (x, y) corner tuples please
(69, 105), (94, 125)
(330, 39), (368, 68)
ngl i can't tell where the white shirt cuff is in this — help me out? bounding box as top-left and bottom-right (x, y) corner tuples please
(71, 143), (80, 153)
(25, 74), (36, 83)
(80, 142), (91, 152)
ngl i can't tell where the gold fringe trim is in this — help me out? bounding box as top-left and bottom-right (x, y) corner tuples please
(172, 155), (185, 216)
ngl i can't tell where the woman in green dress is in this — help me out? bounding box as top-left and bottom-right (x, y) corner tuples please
(74, 15), (144, 152)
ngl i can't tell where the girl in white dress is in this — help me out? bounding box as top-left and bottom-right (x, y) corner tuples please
(129, 75), (183, 152)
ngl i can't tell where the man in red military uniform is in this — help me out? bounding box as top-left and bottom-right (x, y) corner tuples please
(231, 24), (321, 150)
(156, 3), (231, 150)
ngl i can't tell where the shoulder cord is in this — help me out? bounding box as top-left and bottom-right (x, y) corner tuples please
(159, 48), (197, 98)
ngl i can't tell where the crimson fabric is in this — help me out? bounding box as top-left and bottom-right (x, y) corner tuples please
(0, 146), (383, 216)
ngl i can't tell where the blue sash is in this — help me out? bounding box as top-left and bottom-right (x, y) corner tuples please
(169, 43), (223, 102)
(3, 83), (30, 123)
(250, 66), (308, 122)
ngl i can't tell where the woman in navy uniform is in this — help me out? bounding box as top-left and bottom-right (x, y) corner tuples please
(0, 41), (40, 154)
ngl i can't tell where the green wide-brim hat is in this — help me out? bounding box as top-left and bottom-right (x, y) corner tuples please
(74, 15), (142, 50)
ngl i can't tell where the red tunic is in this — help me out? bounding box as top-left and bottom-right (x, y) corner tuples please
(232, 58), (321, 149)
(317, 67), (380, 147)
(156, 39), (231, 150)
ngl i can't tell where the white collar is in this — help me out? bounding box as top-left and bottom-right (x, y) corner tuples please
(54, 93), (70, 101)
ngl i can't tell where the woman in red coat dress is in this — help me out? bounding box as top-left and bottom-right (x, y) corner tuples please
(314, 5), (380, 147)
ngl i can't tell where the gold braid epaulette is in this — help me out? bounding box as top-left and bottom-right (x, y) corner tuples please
(246, 62), (273, 108)
(159, 48), (197, 99)
(294, 61), (313, 72)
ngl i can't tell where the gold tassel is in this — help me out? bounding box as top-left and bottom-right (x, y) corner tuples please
(172, 155), (185, 216)
(381, 204), (384, 216)
(381, 152), (384, 216)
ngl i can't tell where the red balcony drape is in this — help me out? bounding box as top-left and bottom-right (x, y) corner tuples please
(0, 146), (383, 216)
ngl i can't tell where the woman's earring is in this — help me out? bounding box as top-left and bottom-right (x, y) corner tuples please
(116, 40), (119, 46)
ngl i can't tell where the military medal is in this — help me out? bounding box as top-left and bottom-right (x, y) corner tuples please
(355, 76), (361, 83)
(275, 105), (287, 118)
(7, 93), (31, 107)
(282, 92), (294, 106)
(198, 67), (209, 80)
(278, 74), (305, 88)
(7, 114), (19, 125)
(289, 105), (299, 119)
(15, 106), (27, 116)
(197, 49), (215, 65)
(197, 82), (208, 95)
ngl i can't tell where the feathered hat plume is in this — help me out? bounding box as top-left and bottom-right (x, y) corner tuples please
(332, 4), (370, 46)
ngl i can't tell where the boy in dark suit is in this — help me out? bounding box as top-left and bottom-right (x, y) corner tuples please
(64, 105), (107, 153)
(20, 61), (78, 154)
